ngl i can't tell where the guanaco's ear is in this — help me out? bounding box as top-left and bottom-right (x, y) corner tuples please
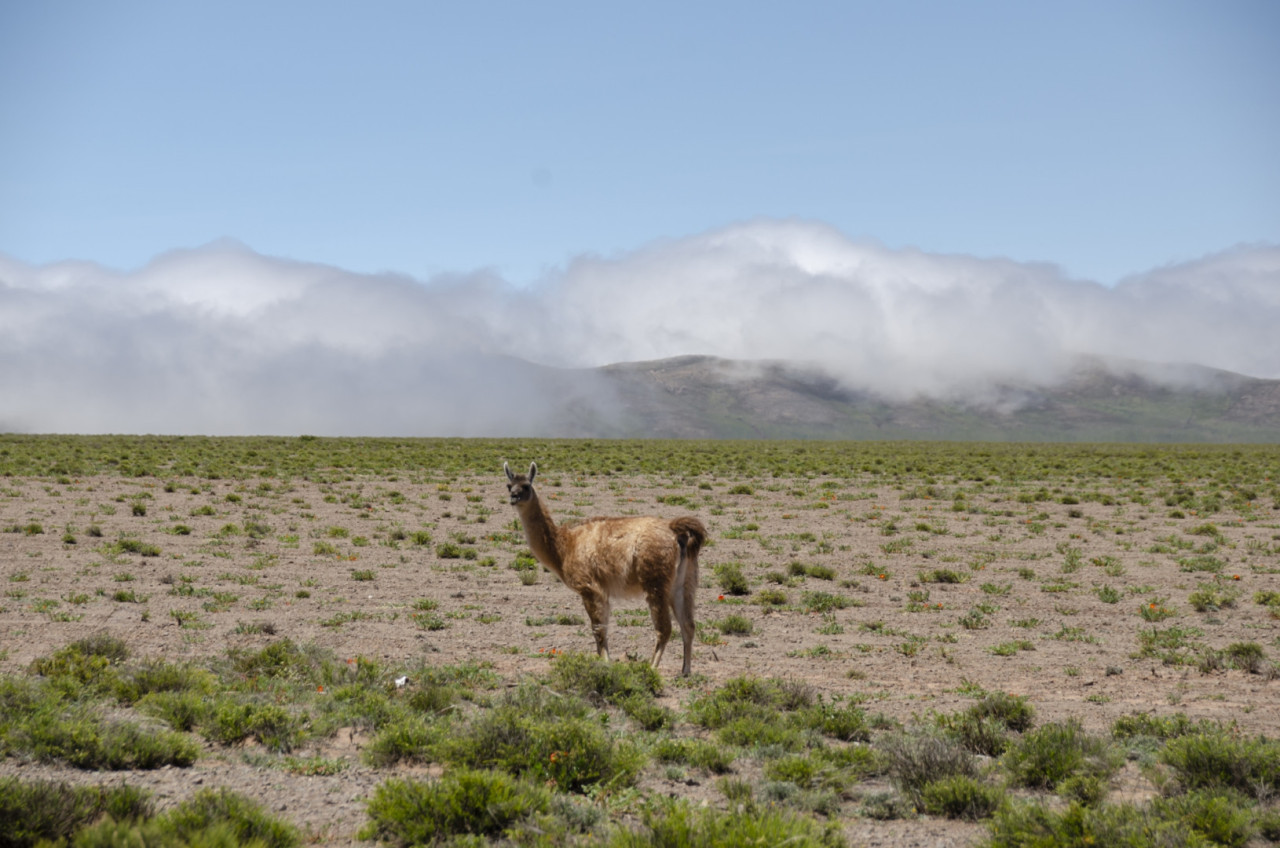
(504, 462), (515, 483)
(528, 462), (537, 483)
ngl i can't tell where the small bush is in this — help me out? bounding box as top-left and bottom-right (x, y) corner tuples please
(228, 639), (315, 682)
(1153, 788), (1254, 848)
(548, 652), (662, 706)
(162, 787), (299, 848)
(1003, 719), (1121, 792)
(653, 738), (735, 774)
(1111, 712), (1222, 741)
(116, 658), (216, 704)
(365, 717), (441, 767)
(361, 769), (551, 846)
(206, 699), (305, 753)
(14, 710), (200, 770)
(755, 588), (788, 606)
(437, 685), (644, 793)
(920, 774), (1005, 820)
(0, 777), (152, 848)
(1159, 730), (1280, 798)
(880, 732), (975, 803)
(715, 562), (751, 596)
(610, 798), (842, 848)
(986, 799), (1197, 847)
(801, 590), (851, 613)
(714, 614), (754, 635)
(919, 568), (967, 584)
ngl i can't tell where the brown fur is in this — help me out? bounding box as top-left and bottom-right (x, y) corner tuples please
(505, 461), (706, 675)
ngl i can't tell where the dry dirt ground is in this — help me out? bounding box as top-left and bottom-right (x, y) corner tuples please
(1, 469), (1278, 846)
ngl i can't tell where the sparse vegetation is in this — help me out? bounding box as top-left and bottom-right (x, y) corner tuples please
(1, 436), (1279, 845)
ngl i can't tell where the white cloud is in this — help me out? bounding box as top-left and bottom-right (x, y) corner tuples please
(1, 221), (1277, 434)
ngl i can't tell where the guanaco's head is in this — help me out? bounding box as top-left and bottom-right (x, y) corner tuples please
(504, 461), (537, 506)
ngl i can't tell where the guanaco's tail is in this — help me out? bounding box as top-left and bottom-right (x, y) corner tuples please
(669, 516), (706, 596)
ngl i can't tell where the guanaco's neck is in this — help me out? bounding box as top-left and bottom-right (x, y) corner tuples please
(516, 491), (565, 576)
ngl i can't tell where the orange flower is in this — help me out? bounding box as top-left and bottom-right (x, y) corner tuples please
(1233, 574), (1241, 581)
(717, 595), (725, 601)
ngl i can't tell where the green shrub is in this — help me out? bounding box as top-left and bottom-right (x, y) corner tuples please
(620, 694), (674, 731)
(715, 562), (751, 596)
(714, 614), (754, 635)
(1159, 730), (1280, 798)
(28, 635), (129, 694)
(761, 747), (873, 793)
(1152, 788), (1254, 848)
(986, 800), (1197, 848)
(879, 732), (975, 803)
(755, 588), (788, 606)
(938, 712), (1012, 757)
(610, 797), (843, 848)
(919, 568), (967, 584)
(939, 690), (1035, 756)
(0, 777), (152, 848)
(1003, 719), (1121, 792)
(206, 699), (305, 753)
(801, 591), (851, 613)
(653, 738), (735, 774)
(437, 685), (644, 793)
(137, 690), (211, 732)
(116, 659), (216, 704)
(920, 774), (1005, 820)
(686, 675), (813, 730)
(365, 717), (441, 767)
(161, 787), (299, 848)
(803, 699), (871, 743)
(361, 769), (551, 846)
(14, 710), (200, 770)
(227, 639), (316, 683)
(1111, 712), (1223, 741)
(548, 652), (662, 707)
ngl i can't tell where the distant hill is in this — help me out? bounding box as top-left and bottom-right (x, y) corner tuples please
(545, 355), (1280, 441)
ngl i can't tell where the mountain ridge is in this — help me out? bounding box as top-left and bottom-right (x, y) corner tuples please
(550, 354), (1280, 441)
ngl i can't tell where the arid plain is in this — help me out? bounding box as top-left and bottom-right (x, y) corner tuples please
(2, 439), (1278, 846)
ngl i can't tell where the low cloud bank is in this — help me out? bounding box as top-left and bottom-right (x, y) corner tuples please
(2, 221), (1277, 435)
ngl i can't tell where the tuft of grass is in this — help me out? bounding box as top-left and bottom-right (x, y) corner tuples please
(879, 731), (976, 805)
(1002, 719), (1122, 793)
(713, 614), (754, 636)
(652, 738), (736, 774)
(1159, 729), (1280, 799)
(801, 590), (852, 613)
(0, 777), (152, 847)
(435, 684), (645, 794)
(160, 787), (300, 848)
(361, 769), (551, 846)
(938, 691), (1035, 756)
(714, 562), (751, 596)
(920, 774), (1006, 820)
(611, 797), (842, 848)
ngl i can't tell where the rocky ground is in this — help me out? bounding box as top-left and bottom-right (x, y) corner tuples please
(2, 467), (1277, 845)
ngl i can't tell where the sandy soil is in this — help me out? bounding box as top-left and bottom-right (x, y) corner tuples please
(1, 469), (1277, 846)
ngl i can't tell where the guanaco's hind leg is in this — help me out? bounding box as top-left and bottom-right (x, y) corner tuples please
(580, 589), (612, 662)
(672, 579), (695, 676)
(647, 595), (673, 669)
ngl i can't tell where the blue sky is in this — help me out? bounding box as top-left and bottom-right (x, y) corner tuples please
(2, 1), (1277, 285)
